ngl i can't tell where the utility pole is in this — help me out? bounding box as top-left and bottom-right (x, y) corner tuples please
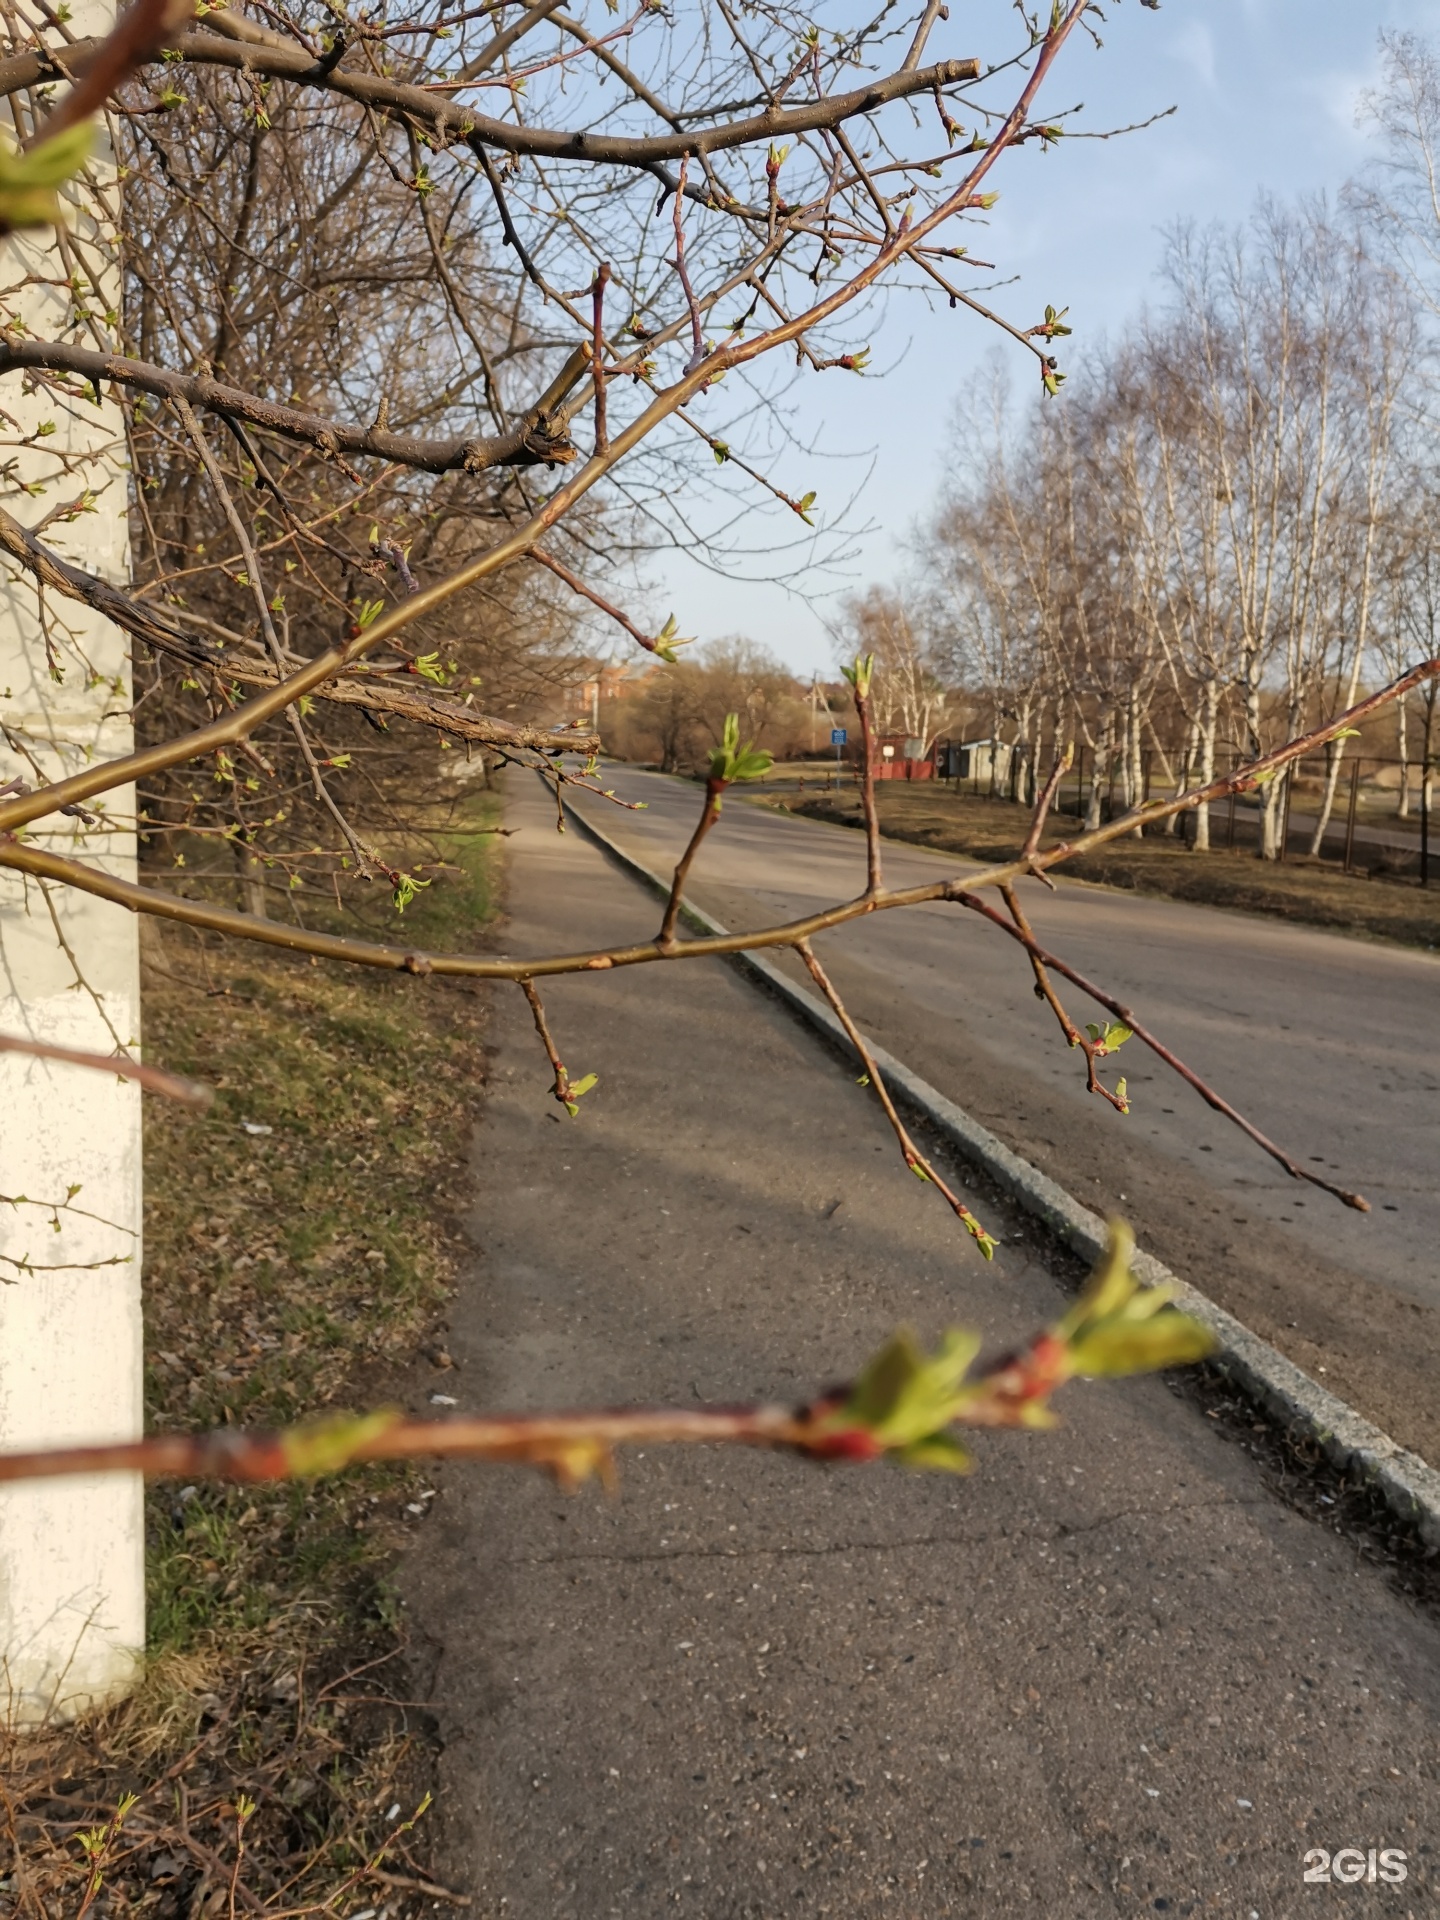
(0, 20), (145, 1724)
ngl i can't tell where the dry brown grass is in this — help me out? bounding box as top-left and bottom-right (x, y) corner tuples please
(770, 782), (1440, 951)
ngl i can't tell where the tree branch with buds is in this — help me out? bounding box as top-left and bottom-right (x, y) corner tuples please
(0, 1225), (1211, 1489)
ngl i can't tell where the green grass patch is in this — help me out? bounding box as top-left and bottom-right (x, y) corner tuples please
(141, 791), (500, 1651)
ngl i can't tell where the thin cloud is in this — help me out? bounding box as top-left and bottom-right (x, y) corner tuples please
(1168, 21), (1217, 90)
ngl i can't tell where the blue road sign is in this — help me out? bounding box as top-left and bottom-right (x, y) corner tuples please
(830, 728), (848, 746)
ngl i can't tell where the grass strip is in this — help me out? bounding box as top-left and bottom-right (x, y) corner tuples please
(768, 782), (1440, 951)
(1, 791), (500, 1918)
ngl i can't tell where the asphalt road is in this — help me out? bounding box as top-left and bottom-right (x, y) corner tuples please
(560, 768), (1440, 1467)
(404, 776), (1440, 1919)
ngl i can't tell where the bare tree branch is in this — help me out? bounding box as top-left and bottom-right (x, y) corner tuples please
(953, 888), (1372, 1210)
(0, 504), (600, 754)
(0, 1030), (211, 1106)
(0, 26), (980, 168)
(0, 337), (588, 475)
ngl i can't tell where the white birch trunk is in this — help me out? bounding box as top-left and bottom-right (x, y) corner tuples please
(0, 43), (144, 1724)
(1191, 679), (1220, 852)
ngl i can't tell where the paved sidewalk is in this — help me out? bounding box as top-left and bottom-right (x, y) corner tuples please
(404, 776), (1440, 1918)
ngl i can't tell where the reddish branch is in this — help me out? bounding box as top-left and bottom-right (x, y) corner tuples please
(531, 548), (664, 657)
(520, 977), (580, 1110)
(590, 261), (612, 452)
(0, 1031), (211, 1107)
(999, 883), (1127, 1114)
(658, 776), (725, 946)
(0, 1406), (835, 1490)
(1022, 743), (1072, 865)
(796, 938), (997, 1254)
(954, 888), (1370, 1210)
(0, 1311), (1171, 1489)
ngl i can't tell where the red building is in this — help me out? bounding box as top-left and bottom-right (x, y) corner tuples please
(869, 734), (935, 781)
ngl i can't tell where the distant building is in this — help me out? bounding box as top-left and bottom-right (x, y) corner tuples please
(557, 656), (656, 728)
(935, 738), (1014, 787)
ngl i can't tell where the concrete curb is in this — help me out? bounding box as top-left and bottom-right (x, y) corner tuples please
(563, 791), (1440, 1551)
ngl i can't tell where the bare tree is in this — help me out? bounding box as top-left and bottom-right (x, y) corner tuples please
(923, 197), (1424, 858)
(923, 374), (1056, 804)
(837, 586), (952, 751)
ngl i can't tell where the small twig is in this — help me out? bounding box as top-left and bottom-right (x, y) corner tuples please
(672, 155), (707, 373)
(1021, 741), (1072, 864)
(795, 938), (995, 1253)
(519, 977), (575, 1108)
(911, 253), (1055, 378)
(658, 777), (725, 946)
(590, 261), (612, 451)
(999, 883), (1126, 1113)
(0, 1248), (132, 1276)
(532, 547), (660, 656)
(830, 121), (895, 239)
(363, 1866), (472, 1906)
(455, 0), (567, 81)
(0, 1030), (211, 1106)
(1000, 882), (1077, 1042)
(170, 1828), (265, 1914)
(1, 1186), (136, 1235)
(853, 680), (883, 895)
(36, 873), (133, 1056)
(226, 1798), (250, 1920)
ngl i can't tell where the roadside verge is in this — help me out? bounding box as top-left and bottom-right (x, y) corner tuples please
(563, 788), (1440, 1552)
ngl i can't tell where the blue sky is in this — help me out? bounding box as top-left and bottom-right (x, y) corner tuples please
(645, 0), (1440, 677)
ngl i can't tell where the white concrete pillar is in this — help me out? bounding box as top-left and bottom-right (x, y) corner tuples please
(0, 26), (145, 1723)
